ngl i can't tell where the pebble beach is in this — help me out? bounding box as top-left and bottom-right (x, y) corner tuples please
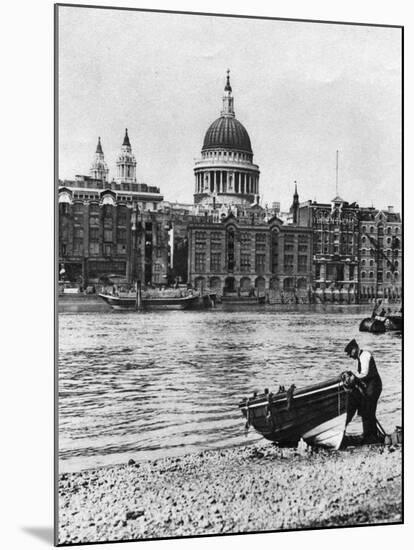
(58, 441), (402, 545)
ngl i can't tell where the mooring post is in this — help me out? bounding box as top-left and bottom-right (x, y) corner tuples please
(136, 280), (143, 311)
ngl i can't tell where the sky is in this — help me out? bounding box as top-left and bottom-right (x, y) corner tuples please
(58, 6), (402, 212)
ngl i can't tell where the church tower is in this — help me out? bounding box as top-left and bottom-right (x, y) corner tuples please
(116, 129), (137, 184)
(291, 182), (299, 224)
(90, 137), (109, 182)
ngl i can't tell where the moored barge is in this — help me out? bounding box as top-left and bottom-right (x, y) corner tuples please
(99, 293), (200, 311)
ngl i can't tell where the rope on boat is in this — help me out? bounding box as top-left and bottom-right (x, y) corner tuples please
(265, 398), (274, 429)
(338, 381), (341, 417)
(244, 405), (251, 434)
(286, 384), (296, 411)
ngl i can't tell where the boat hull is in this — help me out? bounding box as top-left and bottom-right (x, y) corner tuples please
(98, 294), (199, 311)
(359, 317), (386, 333)
(385, 315), (402, 331)
(302, 413), (347, 450)
(239, 376), (349, 449)
(360, 315), (402, 333)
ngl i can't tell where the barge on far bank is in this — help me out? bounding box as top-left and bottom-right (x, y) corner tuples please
(98, 292), (200, 311)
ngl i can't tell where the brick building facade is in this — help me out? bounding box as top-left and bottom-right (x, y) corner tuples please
(187, 209), (313, 302)
(58, 131), (170, 288)
(296, 196), (360, 303)
(58, 78), (402, 303)
(295, 194), (402, 303)
(59, 192), (172, 287)
(358, 207), (402, 302)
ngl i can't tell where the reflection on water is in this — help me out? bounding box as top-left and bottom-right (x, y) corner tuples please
(58, 306), (402, 472)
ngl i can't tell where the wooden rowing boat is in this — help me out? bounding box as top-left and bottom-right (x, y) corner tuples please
(239, 376), (350, 450)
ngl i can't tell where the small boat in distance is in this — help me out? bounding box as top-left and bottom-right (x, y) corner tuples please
(98, 292), (199, 311)
(359, 300), (402, 333)
(359, 311), (402, 333)
(359, 317), (386, 333)
(384, 314), (403, 331)
(239, 375), (353, 450)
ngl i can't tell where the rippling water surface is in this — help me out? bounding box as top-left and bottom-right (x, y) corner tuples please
(58, 306), (402, 472)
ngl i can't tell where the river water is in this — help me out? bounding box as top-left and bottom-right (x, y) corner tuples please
(58, 306), (402, 472)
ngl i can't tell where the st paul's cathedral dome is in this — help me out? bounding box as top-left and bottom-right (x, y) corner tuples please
(194, 71), (260, 208)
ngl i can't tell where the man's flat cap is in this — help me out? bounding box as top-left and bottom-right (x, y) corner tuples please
(344, 338), (358, 354)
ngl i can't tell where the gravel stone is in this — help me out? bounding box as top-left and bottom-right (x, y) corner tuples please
(58, 442), (402, 544)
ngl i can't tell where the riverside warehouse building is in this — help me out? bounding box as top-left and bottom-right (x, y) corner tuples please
(58, 73), (401, 303)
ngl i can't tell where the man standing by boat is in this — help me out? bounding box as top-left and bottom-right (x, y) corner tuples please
(344, 339), (383, 443)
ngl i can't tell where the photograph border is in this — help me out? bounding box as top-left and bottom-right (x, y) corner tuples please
(54, 3), (404, 546)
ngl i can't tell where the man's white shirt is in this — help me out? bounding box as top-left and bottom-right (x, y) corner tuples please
(355, 350), (372, 378)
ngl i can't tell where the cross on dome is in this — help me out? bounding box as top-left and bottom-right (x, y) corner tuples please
(225, 69), (232, 92)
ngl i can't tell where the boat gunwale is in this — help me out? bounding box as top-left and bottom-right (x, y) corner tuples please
(239, 376), (344, 410)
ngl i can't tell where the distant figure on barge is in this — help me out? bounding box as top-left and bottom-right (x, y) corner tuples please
(344, 338), (383, 443)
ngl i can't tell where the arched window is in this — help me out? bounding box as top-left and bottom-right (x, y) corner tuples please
(361, 259), (366, 266)
(386, 272), (391, 279)
(394, 271), (399, 281)
(361, 236), (366, 244)
(395, 227), (399, 234)
(387, 227), (392, 235)
(369, 260), (374, 266)
(361, 225), (366, 233)
(361, 271), (366, 279)
(369, 271), (374, 278)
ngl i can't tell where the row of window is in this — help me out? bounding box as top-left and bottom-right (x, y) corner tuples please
(317, 234), (355, 242)
(360, 248), (400, 257)
(360, 271), (399, 280)
(72, 242), (128, 256)
(314, 245), (356, 255)
(72, 193), (135, 203)
(361, 259), (399, 268)
(73, 214), (128, 226)
(194, 253), (308, 273)
(202, 150), (251, 161)
(361, 225), (399, 234)
(84, 228), (127, 242)
(360, 236), (399, 245)
(194, 231), (309, 244)
(194, 240), (307, 255)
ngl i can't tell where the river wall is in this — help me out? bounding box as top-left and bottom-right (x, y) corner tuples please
(59, 294), (111, 313)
